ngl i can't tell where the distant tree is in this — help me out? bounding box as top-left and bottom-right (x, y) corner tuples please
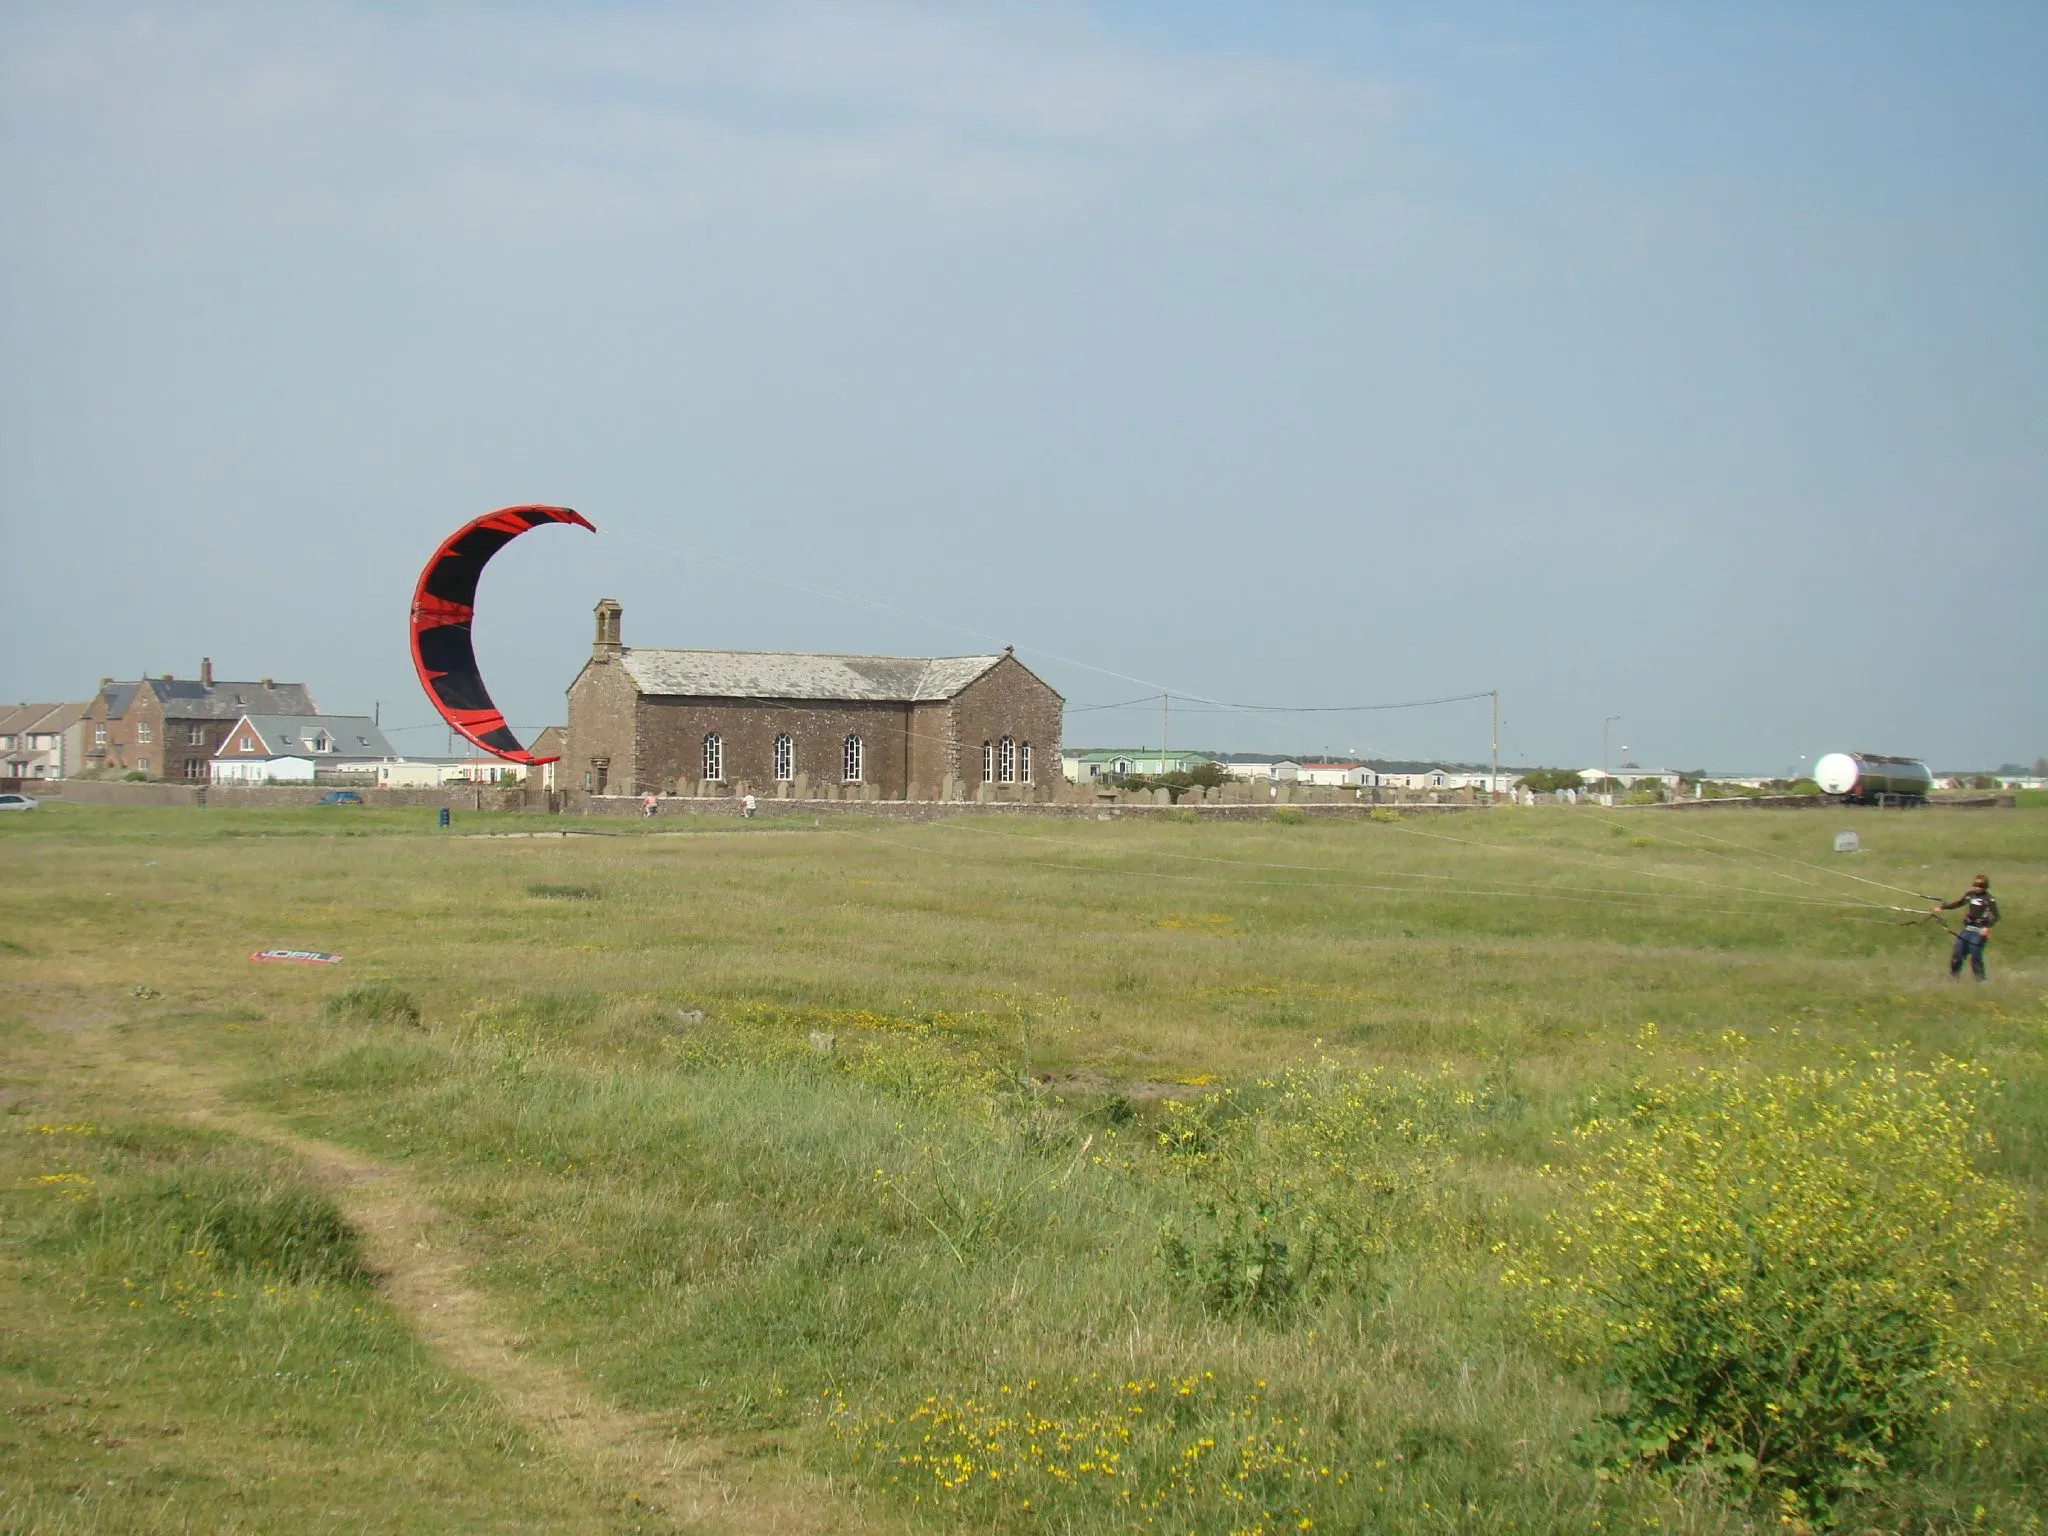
(1970, 774), (1998, 790)
(1516, 768), (1585, 794)
(2036, 756), (2047, 778)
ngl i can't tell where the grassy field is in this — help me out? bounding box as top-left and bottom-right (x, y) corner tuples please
(2, 802), (2043, 1533)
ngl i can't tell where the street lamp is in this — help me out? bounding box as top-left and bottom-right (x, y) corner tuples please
(1603, 714), (1622, 792)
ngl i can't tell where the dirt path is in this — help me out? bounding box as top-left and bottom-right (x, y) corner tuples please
(51, 1013), (883, 1536)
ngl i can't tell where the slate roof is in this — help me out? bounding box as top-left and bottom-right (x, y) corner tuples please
(223, 715), (394, 759)
(619, 649), (1007, 703)
(101, 678), (318, 719)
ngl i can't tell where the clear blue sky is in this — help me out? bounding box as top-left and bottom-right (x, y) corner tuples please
(3, 3), (2041, 771)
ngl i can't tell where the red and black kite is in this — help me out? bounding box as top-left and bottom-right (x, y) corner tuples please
(410, 504), (595, 764)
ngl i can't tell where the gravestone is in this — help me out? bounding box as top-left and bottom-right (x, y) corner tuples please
(1834, 830), (1860, 854)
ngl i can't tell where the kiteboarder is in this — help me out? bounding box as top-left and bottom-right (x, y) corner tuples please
(1934, 875), (1999, 980)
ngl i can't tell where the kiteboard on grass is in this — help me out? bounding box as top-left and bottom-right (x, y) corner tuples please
(252, 949), (343, 965)
(410, 504), (596, 764)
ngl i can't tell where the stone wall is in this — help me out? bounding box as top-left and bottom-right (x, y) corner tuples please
(635, 695), (918, 799)
(49, 778), (203, 807)
(947, 654), (1063, 797)
(40, 779), (523, 811)
(564, 653), (636, 797)
(575, 793), (1489, 822)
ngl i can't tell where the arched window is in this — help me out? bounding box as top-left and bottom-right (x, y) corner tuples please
(702, 733), (723, 782)
(773, 734), (794, 782)
(998, 736), (1016, 783)
(1020, 741), (1032, 783)
(982, 741), (994, 782)
(843, 734), (863, 783)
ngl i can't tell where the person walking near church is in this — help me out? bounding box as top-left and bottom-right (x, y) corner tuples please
(1935, 874), (1999, 980)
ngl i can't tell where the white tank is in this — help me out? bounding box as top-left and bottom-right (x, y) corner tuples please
(1814, 752), (1933, 803)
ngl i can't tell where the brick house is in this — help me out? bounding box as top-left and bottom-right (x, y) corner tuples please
(565, 600), (1062, 800)
(81, 661), (318, 780)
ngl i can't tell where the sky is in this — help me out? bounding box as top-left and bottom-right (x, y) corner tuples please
(2, 2), (2042, 773)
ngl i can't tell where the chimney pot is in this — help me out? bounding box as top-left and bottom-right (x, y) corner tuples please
(161, 673), (173, 682)
(200, 658), (213, 687)
(261, 678), (273, 688)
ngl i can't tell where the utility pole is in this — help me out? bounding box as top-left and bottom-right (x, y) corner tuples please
(1162, 692), (1169, 769)
(1603, 714), (1622, 795)
(1491, 690), (1500, 802)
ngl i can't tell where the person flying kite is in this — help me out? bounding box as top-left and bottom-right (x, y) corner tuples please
(1933, 874), (1999, 981)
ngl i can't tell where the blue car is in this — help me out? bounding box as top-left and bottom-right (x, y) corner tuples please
(318, 790), (364, 806)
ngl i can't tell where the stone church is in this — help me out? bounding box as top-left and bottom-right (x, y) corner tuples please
(565, 600), (1063, 801)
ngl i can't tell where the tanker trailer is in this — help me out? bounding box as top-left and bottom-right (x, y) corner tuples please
(1813, 752), (1935, 805)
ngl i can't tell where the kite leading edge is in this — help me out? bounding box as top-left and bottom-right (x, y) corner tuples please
(409, 504), (596, 764)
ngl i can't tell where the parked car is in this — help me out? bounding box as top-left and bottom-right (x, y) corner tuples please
(0, 792), (39, 812)
(317, 790), (364, 806)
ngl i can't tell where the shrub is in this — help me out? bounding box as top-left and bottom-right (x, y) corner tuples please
(323, 983), (423, 1029)
(1271, 807), (1305, 825)
(1155, 1065), (1472, 1315)
(1504, 1051), (2032, 1517)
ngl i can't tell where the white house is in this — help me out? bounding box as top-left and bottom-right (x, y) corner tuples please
(213, 755), (316, 784)
(1577, 767), (1683, 790)
(376, 761), (451, 789)
(374, 756), (528, 788)
(1214, 755), (1302, 783)
(210, 713), (396, 783)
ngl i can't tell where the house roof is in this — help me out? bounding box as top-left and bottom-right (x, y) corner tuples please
(0, 702), (85, 737)
(219, 714), (394, 759)
(618, 648), (1011, 703)
(529, 725), (568, 757)
(102, 677), (318, 720)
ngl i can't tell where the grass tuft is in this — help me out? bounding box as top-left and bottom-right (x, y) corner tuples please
(322, 982), (423, 1029)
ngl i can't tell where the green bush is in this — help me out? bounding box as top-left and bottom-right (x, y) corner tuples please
(1271, 807), (1305, 825)
(1160, 1187), (1338, 1313)
(1154, 1065), (1470, 1315)
(1505, 1048), (2034, 1517)
(322, 983), (423, 1029)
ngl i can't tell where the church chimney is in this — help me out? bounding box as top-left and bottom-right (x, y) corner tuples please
(593, 598), (623, 663)
(200, 657), (213, 687)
